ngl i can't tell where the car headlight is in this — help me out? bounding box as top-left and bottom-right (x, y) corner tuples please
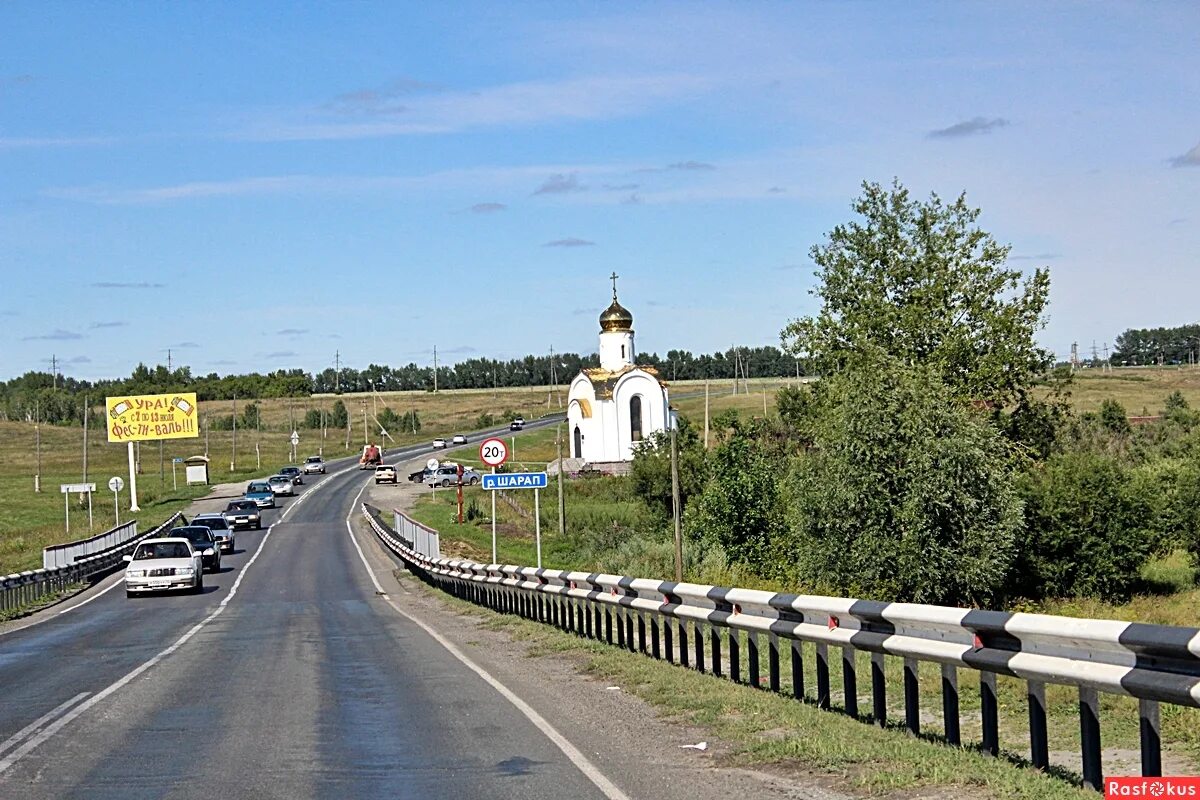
(127, 569), (146, 578)
(176, 567), (195, 575)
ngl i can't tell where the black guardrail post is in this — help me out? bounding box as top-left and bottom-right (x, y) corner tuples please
(815, 643), (830, 709)
(1028, 680), (1049, 770)
(728, 627), (740, 683)
(769, 633), (781, 693)
(842, 647), (858, 718)
(1079, 687), (1103, 791)
(941, 664), (960, 746)
(904, 657), (920, 735)
(1140, 698), (1162, 776)
(748, 632), (760, 689)
(710, 624), (723, 677)
(694, 621), (705, 673)
(981, 671), (999, 756)
(791, 639), (804, 700)
(871, 652), (886, 727)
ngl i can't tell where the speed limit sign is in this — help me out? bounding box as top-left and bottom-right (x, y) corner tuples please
(479, 437), (509, 467)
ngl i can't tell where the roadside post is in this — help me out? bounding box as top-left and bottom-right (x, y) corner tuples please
(456, 463), (464, 524)
(60, 483), (95, 535)
(478, 437), (510, 564)
(108, 476), (124, 525)
(291, 430), (300, 463)
(172, 456), (183, 490)
(481, 470), (548, 567)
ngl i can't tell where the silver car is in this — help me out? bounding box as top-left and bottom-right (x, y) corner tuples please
(192, 513), (235, 553)
(267, 474), (295, 496)
(124, 538), (203, 596)
(425, 465), (482, 487)
(303, 456), (326, 474)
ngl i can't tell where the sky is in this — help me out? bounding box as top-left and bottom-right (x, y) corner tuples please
(1, 1), (1197, 381)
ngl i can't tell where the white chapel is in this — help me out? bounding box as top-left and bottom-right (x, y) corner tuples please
(566, 274), (672, 466)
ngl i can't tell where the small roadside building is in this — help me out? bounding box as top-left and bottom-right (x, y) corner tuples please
(566, 275), (672, 469)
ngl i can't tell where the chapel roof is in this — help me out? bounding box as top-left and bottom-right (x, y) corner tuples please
(581, 365), (667, 399)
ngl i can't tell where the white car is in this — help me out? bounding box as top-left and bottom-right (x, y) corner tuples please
(303, 456), (326, 474)
(267, 474), (295, 496)
(431, 437), (447, 449)
(124, 538), (204, 596)
(509, 418), (525, 431)
(451, 433), (468, 445)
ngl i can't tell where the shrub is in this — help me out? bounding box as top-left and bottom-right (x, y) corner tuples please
(1099, 398), (1131, 436)
(1011, 451), (1154, 602)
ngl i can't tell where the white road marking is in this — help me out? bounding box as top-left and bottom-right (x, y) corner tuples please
(344, 503), (630, 800)
(0, 693), (89, 761)
(56, 573), (124, 615)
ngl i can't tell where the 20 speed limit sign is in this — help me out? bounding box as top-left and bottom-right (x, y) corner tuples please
(479, 437), (509, 467)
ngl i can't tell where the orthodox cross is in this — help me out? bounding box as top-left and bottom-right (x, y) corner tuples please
(610, 271), (619, 299)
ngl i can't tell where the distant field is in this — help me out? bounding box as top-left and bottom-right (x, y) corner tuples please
(4, 365), (1186, 576)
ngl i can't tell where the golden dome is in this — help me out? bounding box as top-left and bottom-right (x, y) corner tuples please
(599, 298), (633, 332)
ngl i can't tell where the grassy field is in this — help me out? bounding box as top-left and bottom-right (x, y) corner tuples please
(1052, 365), (1200, 414)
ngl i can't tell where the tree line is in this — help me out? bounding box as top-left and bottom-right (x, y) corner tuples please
(1110, 323), (1200, 366)
(0, 346), (801, 425)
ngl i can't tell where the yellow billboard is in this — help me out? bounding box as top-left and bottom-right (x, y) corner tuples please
(106, 392), (200, 442)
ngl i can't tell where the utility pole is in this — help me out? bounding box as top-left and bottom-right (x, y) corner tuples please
(34, 400), (41, 492)
(556, 424), (566, 537)
(231, 394), (237, 472)
(433, 346), (438, 392)
(671, 424), (683, 583)
(51, 354), (58, 390)
(167, 348), (172, 371)
(363, 403), (368, 445)
(335, 350), (341, 393)
(82, 394), (89, 483)
(704, 379), (710, 449)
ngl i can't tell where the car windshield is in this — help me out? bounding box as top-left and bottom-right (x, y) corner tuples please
(306, 457), (320, 463)
(248, 483), (269, 493)
(134, 541), (191, 560)
(227, 501), (254, 511)
(196, 517), (228, 529)
(176, 528), (213, 545)
(269, 476), (287, 484)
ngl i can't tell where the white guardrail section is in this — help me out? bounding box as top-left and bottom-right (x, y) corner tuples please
(362, 503), (1200, 791)
(42, 521), (140, 569)
(2, 512), (184, 615)
(392, 509), (440, 559)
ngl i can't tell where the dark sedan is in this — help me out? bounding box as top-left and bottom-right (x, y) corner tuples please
(158, 525), (222, 572)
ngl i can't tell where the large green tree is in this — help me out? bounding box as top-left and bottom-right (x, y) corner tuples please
(782, 179), (1051, 405)
(785, 363), (1021, 606)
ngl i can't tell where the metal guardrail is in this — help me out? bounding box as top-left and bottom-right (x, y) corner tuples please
(1, 512), (184, 615)
(42, 521), (140, 569)
(361, 503), (1199, 791)
(390, 508), (440, 559)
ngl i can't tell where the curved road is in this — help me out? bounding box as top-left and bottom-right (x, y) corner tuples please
(0, 419), (625, 800)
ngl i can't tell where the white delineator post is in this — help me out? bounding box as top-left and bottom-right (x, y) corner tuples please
(534, 487), (542, 568)
(127, 441), (141, 512)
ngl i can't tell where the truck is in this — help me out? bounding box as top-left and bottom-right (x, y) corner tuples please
(359, 444), (383, 469)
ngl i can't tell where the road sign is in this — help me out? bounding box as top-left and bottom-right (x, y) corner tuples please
(108, 476), (125, 493)
(426, 458), (440, 471)
(479, 437), (509, 467)
(172, 457), (184, 463)
(290, 431), (300, 445)
(60, 483), (96, 494)
(482, 472), (548, 490)
(477, 438), (506, 470)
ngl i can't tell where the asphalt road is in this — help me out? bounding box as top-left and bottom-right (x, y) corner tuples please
(0, 418), (620, 800)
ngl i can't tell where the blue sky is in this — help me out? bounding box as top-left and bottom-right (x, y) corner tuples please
(2, 2), (1197, 381)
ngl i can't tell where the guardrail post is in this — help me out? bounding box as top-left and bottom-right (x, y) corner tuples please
(694, 621), (705, 673)
(650, 613), (661, 659)
(663, 614), (674, 663)
(904, 657), (920, 735)
(791, 639), (804, 700)
(941, 664), (960, 746)
(871, 652), (886, 727)
(768, 633), (780, 693)
(626, 607), (636, 653)
(605, 604), (614, 644)
(842, 647), (858, 718)
(981, 671), (999, 757)
(1028, 680), (1049, 770)
(678, 618), (689, 667)
(637, 610), (647, 653)
(729, 629), (741, 683)
(585, 601), (595, 639)
(1079, 686), (1103, 791)
(816, 643), (830, 709)
(710, 624), (723, 677)
(1140, 698), (1162, 777)
(749, 632), (760, 689)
